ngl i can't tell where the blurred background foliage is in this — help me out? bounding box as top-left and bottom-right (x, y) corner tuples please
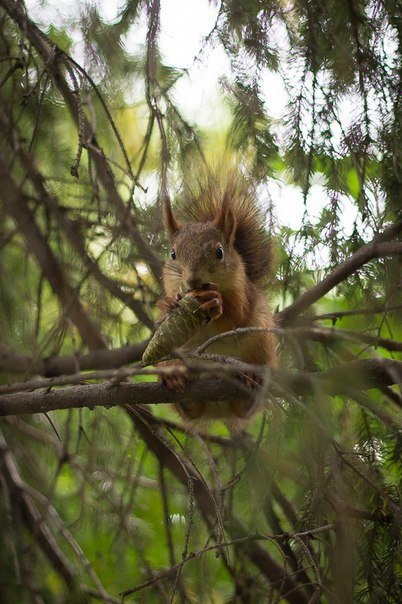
(0, 0), (401, 602)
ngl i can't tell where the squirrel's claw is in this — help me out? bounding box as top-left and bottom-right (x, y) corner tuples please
(188, 289), (223, 320)
(156, 293), (183, 323)
(199, 297), (223, 319)
(239, 372), (262, 389)
(166, 293), (182, 311)
(161, 370), (186, 392)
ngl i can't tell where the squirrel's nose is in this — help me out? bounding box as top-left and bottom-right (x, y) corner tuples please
(185, 276), (205, 291)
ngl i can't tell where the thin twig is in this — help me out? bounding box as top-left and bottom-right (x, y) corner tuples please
(119, 525), (335, 598)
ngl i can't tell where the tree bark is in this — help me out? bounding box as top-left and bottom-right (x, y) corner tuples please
(0, 358), (401, 417)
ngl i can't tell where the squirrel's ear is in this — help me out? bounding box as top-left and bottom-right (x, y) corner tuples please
(163, 197), (180, 240)
(214, 205), (237, 246)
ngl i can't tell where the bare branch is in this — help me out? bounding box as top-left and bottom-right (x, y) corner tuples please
(195, 324), (402, 356)
(281, 325), (402, 353)
(119, 524), (334, 598)
(0, 358), (401, 417)
(125, 406), (310, 604)
(306, 304), (402, 322)
(278, 220), (402, 326)
(0, 364), (181, 395)
(0, 340), (147, 377)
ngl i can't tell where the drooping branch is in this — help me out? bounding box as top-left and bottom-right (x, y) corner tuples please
(0, 0), (163, 283)
(0, 428), (120, 603)
(0, 108), (154, 330)
(0, 429), (77, 588)
(0, 152), (106, 351)
(125, 406), (310, 604)
(0, 358), (401, 417)
(145, 0), (176, 240)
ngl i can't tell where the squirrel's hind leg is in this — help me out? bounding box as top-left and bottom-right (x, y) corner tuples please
(174, 400), (207, 420)
(158, 360), (186, 391)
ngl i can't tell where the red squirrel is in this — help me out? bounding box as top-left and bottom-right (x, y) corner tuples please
(158, 173), (277, 424)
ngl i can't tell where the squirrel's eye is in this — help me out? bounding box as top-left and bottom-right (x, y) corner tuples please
(215, 246), (224, 260)
(170, 249), (176, 260)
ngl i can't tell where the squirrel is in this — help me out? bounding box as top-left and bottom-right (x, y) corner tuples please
(158, 172), (277, 425)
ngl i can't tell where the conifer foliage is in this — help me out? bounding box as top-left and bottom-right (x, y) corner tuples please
(0, 1), (401, 602)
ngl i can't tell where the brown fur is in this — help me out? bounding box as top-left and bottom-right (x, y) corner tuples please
(176, 172), (274, 286)
(159, 172), (276, 425)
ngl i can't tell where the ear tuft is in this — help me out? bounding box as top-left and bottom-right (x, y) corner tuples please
(163, 196), (180, 240)
(214, 205), (237, 246)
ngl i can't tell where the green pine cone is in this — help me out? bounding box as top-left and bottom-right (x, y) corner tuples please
(142, 295), (209, 365)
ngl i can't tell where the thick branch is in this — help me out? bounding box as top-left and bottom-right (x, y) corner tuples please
(278, 220), (402, 326)
(2, 315), (401, 380)
(0, 378), (245, 417)
(0, 341), (147, 376)
(0, 153), (106, 350)
(0, 358), (401, 417)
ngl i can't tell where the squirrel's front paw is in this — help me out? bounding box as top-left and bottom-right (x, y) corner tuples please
(189, 288), (223, 320)
(160, 369), (186, 392)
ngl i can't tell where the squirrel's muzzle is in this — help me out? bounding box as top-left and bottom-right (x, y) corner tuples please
(182, 275), (212, 292)
(183, 276), (202, 291)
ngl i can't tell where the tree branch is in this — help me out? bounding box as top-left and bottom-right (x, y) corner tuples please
(282, 325), (402, 353)
(0, 429), (119, 603)
(0, 341), (147, 376)
(0, 152), (106, 350)
(125, 406), (310, 604)
(278, 220), (402, 326)
(0, 107), (154, 329)
(0, 0), (163, 282)
(306, 304), (402, 322)
(0, 429), (77, 587)
(0, 358), (401, 417)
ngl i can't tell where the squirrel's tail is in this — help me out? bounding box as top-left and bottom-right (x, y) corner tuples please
(177, 170), (274, 285)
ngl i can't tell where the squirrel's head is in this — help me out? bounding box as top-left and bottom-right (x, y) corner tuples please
(163, 205), (245, 296)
